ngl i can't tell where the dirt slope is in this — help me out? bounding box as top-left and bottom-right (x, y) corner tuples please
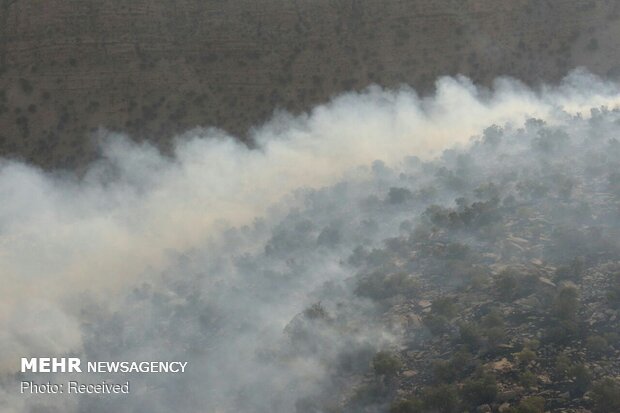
(1, 0), (619, 168)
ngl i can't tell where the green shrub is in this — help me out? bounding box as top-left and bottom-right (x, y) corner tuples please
(496, 271), (518, 300)
(390, 397), (424, 413)
(555, 257), (584, 281)
(495, 269), (540, 299)
(421, 384), (460, 413)
(519, 371), (537, 389)
(523, 339), (540, 350)
(569, 364), (591, 395)
(372, 351), (402, 377)
(545, 319), (580, 345)
(516, 347), (537, 365)
(586, 335), (609, 356)
(432, 350), (476, 383)
(553, 286), (579, 321)
(432, 297), (457, 318)
(591, 378), (620, 413)
(486, 326), (506, 349)
(515, 396), (545, 413)
(554, 352), (572, 378)
(349, 381), (388, 406)
(481, 309), (505, 328)
(461, 372), (498, 407)
(356, 271), (418, 300)
(607, 272), (620, 308)
(423, 314), (450, 336)
(432, 359), (456, 383)
(458, 322), (482, 350)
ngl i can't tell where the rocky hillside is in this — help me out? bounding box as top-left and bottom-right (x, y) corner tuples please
(324, 115), (620, 413)
(1, 0), (620, 168)
(47, 96), (620, 413)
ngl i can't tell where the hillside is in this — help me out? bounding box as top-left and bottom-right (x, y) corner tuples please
(1, 0), (620, 168)
(56, 101), (620, 413)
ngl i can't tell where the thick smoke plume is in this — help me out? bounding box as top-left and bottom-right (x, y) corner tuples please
(1, 70), (620, 412)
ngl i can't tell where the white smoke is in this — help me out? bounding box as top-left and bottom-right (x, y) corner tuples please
(1, 69), (620, 412)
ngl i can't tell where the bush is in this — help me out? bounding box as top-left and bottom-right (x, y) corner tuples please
(451, 348), (478, 375)
(461, 372), (498, 407)
(553, 285), (580, 321)
(569, 364), (591, 395)
(432, 360), (456, 383)
(545, 319), (580, 345)
(486, 326), (506, 349)
(586, 335), (609, 356)
(372, 351), (402, 377)
(516, 347), (537, 365)
(555, 257), (584, 281)
(481, 309), (505, 328)
(423, 314), (450, 336)
(349, 381), (388, 406)
(607, 272), (620, 308)
(515, 396), (545, 413)
(433, 350), (476, 383)
(458, 322), (482, 350)
(604, 332), (619, 347)
(432, 296), (457, 317)
(591, 378), (620, 413)
(390, 397), (424, 413)
(496, 271), (518, 300)
(356, 271), (418, 300)
(554, 352), (572, 378)
(519, 371), (537, 389)
(421, 384), (460, 413)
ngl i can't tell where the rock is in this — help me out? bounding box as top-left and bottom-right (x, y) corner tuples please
(515, 295), (540, 309)
(538, 374), (551, 384)
(498, 402), (511, 413)
(476, 404), (492, 413)
(508, 235), (529, 245)
(483, 253), (500, 260)
(488, 358), (513, 373)
(538, 276), (556, 287)
(508, 241), (526, 252)
(497, 390), (518, 401)
(408, 314), (423, 327)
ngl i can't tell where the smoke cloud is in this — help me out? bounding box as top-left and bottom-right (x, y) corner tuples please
(1, 69), (620, 412)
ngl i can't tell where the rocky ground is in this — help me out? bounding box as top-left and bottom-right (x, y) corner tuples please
(285, 115), (620, 413)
